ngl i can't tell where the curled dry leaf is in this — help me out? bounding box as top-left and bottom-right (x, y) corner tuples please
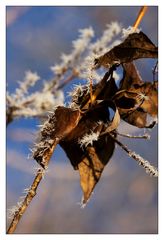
(60, 102), (112, 167)
(113, 85), (158, 128)
(48, 106), (81, 138)
(60, 100), (119, 203)
(119, 62), (143, 90)
(101, 101), (120, 134)
(75, 66), (117, 110)
(131, 82), (158, 117)
(97, 76), (118, 101)
(95, 31), (158, 68)
(113, 90), (142, 110)
(61, 133), (115, 204)
(116, 62), (158, 128)
(33, 106), (81, 168)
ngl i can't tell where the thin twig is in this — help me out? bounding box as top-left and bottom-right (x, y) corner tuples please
(116, 131), (150, 139)
(133, 6), (148, 30)
(7, 169), (44, 233)
(7, 140), (59, 234)
(110, 133), (158, 177)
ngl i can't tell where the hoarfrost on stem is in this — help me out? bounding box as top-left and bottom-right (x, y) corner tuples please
(122, 26), (141, 38)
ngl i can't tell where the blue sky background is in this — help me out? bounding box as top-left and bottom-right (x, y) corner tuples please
(6, 6), (158, 234)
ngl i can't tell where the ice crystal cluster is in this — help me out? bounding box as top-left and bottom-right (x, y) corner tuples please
(7, 22), (122, 123)
(78, 131), (100, 148)
(32, 109), (58, 168)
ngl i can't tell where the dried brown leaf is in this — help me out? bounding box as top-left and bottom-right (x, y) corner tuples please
(61, 133), (115, 204)
(97, 77), (118, 101)
(60, 102), (117, 203)
(95, 32), (158, 68)
(113, 90), (141, 110)
(78, 135), (115, 204)
(113, 81), (158, 128)
(102, 101), (120, 134)
(60, 102), (110, 168)
(121, 108), (148, 128)
(33, 106), (81, 167)
(51, 106), (81, 139)
(75, 67), (116, 110)
(120, 62), (143, 90)
(131, 82), (158, 117)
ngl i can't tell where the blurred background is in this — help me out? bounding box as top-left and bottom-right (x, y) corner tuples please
(6, 6), (158, 234)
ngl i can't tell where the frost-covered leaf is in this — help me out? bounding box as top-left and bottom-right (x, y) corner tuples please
(33, 106), (81, 168)
(60, 102), (110, 168)
(113, 82), (158, 128)
(110, 60), (158, 128)
(49, 106), (81, 139)
(131, 82), (158, 117)
(113, 90), (141, 110)
(95, 31), (158, 68)
(60, 101), (118, 203)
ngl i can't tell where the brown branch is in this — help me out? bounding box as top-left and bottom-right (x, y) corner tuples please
(133, 6), (148, 30)
(7, 140), (59, 234)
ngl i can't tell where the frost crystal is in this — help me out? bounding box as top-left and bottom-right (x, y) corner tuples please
(51, 27), (94, 76)
(78, 131), (99, 148)
(122, 26), (141, 38)
(73, 27), (94, 52)
(50, 64), (64, 76)
(24, 70), (40, 84)
(68, 84), (85, 98)
(90, 22), (121, 55)
(7, 206), (19, 219)
(15, 70), (40, 97)
(128, 151), (158, 177)
(79, 27), (94, 38)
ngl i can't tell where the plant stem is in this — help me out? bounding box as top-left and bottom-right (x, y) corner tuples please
(7, 140), (58, 234)
(110, 133), (158, 177)
(133, 6), (148, 30)
(116, 131), (150, 139)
